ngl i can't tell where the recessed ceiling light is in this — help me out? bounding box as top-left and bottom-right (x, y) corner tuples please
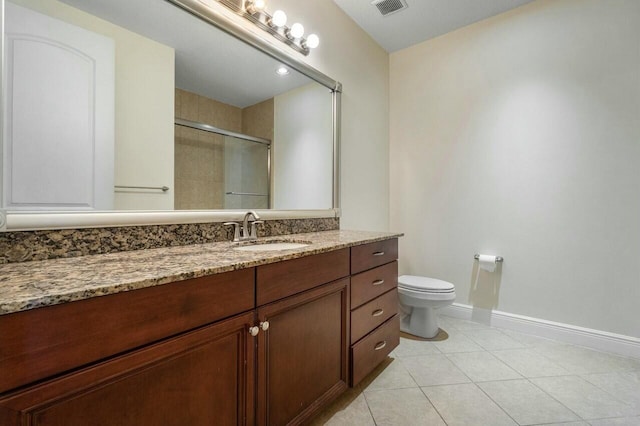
(276, 66), (290, 76)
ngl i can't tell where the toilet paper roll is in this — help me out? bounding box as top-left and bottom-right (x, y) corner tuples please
(478, 254), (497, 272)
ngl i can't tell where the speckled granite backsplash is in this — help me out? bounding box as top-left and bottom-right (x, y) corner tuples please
(0, 218), (339, 264)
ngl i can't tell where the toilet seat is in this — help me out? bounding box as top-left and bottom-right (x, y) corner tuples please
(398, 275), (455, 293)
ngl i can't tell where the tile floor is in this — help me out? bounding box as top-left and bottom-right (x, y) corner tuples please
(312, 315), (640, 426)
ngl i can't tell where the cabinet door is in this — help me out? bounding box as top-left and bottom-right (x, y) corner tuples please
(0, 312), (256, 426)
(257, 278), (349, 426)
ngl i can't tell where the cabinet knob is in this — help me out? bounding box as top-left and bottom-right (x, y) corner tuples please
(260, 321), (270, 331)
(249, 326), (260, 336)
(372, 279), (385, 286)
(373, 251), (385, 256)
(374, 341), (387, 351)
(372, 309), (384, 317)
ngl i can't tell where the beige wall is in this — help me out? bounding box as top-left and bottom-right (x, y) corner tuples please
(10, 0), (176, 211)
(273, 0), (390, 230)
(390, 0), (640, 337)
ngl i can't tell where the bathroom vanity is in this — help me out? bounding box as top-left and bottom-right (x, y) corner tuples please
(0, 1), (397, 423)
(0, 231), (400, 425)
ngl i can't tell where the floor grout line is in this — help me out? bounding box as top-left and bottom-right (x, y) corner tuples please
(361, 391), (379, 426)
(417, 385), (450, 426)
(473, 381), (522, 425)
(578, 371), (640, 410)
(523, 375), (584, 423)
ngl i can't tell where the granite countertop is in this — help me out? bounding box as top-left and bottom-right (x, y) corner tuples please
(0, 230), (402, 316)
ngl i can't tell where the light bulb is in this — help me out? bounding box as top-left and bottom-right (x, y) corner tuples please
(252, 0), (266, 11)
(290, 23), (304, 39)
(246, 0), (265, 14)
(271, 10), (287, 27)
(306, 34), (319, 49)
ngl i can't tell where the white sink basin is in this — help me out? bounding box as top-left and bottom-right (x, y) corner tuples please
(234, 242), (309, 252)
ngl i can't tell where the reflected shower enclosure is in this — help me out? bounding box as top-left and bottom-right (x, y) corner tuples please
(174, 120), (270, 210)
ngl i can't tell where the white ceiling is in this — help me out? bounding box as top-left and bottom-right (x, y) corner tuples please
(59, 0), (311, 108)
(333, 0), (535, 52)
(52, 0), (537, 104)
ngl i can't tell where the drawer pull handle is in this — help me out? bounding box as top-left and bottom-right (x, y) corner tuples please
(373, 251), (385, 256)
(372, 309), (384, 317)
(260, 321), (270, 331)
(372, 279), (385, 286)
(249, 326), (260, 337)
(374, 341), (387, 351)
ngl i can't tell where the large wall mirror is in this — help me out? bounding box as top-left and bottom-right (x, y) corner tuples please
(0, 0), (341, 231)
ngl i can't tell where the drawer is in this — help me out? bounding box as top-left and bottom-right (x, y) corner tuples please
(0, 268), (255, 394)
(351, 239), (398, 274)
(350, 289), (398, 344)
(351, 315), (400, 386)
(351, 261), (398, 309)
(257, 248), (350, 306)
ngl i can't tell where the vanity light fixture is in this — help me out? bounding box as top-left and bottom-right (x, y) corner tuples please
(216, 0), (319, 56)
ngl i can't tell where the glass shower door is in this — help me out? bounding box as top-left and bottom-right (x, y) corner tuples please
(223, 135), (270, 209)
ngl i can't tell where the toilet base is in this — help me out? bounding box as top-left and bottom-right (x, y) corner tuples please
(400, 306), (439, 339)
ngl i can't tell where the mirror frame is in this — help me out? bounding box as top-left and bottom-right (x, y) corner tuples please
(0, 0), (342, 231)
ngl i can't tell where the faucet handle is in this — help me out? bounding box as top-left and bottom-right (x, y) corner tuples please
(250, 220), (264, 239)
(223, 222), (241, 242)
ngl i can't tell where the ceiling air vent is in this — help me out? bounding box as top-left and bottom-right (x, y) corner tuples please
(371, 0), (408, 17)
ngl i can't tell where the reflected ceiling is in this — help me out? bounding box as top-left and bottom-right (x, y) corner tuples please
(60, 0), (310, 107)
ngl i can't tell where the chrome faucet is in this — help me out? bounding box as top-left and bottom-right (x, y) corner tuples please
(225, 211), (263, 242)
(242, 210), (262, 241)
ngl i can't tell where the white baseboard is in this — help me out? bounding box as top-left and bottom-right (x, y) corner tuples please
(440, 303), (640, 359)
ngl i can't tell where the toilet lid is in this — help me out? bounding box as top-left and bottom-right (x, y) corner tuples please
(398, 275), (455, 293)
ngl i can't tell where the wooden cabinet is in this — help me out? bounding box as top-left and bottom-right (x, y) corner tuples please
(351, 315), (400, 386)
(256, 248), (350, 306)
(351, 261), (398, 309)
(255, 249), (350, 425)
(0, 238), (398, 424)
(256, 279), (349, 426)
(0, 312), (256, 426)
(351, 287), (398, 344)
(349, 240), (400, 386)
(0, 268), (255, 394)
(351, 238), (398, 274)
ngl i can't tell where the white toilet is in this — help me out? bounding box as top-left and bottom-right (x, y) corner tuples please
(398, 275), (456, 339)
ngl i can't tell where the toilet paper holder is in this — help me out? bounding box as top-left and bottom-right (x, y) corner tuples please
(474, 254), (504, 263)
